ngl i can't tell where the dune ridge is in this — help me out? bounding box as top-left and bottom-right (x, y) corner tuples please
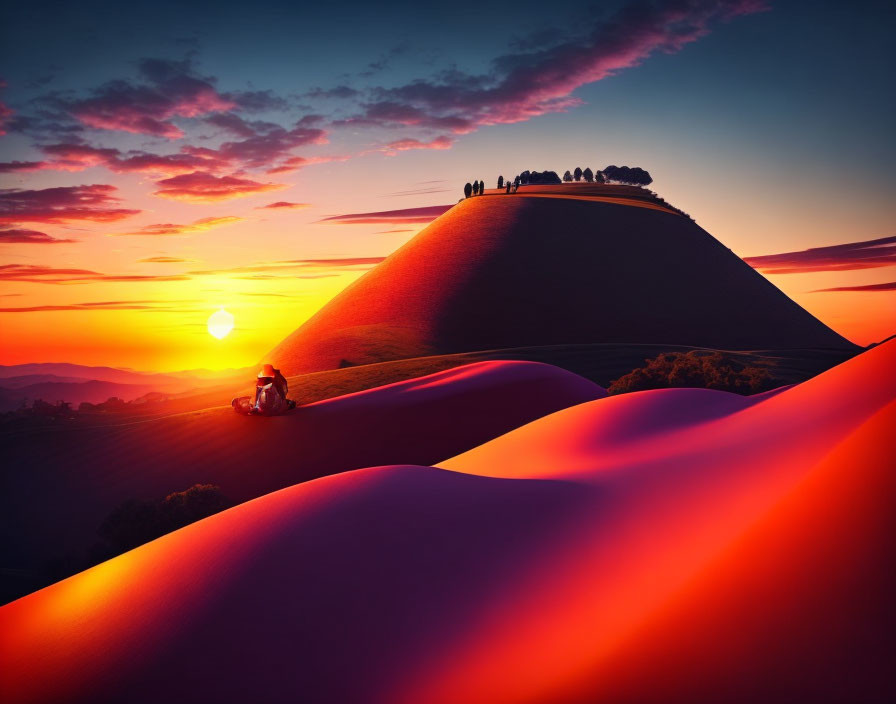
(1, 341), (892, 703)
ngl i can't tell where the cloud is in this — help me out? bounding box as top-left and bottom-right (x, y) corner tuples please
(152, 171), (285, 202)
(812, 281), (896, 293)
(304, 86), (360, 100)
(744, 235), (896, 274)
(0, 160), (46, 173)
(386, 186), (452, 197)
(375, 135), (454, 156)
(374, 229), (414, 234)
(265, 154), (347, 175)
(67, 58), (235, 138)
(255, 201), (311, 210)
(113, 215), (242, 236)
(0, 184), (140, 224)
(0, 264), (190, 284)
(336, 1), (765, 134)
(0, 298), (201, 313)
(137, 256), (193, 263)
(317, 204), (452, 225)
(0, 227), (75, 244)
(183, 120), (327, 170)
(188, 256), (385, 277)
(0, 99), (13, 135)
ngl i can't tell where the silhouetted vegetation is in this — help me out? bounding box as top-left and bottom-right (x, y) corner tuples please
(563, 170), (572, 182)
(574, 167), (582, 181)
(583, 167), (594, 182)
(464, 182), (472, 198)
(505, 181), (511, 194)
(608, 351), (775, 396)
(602, 165), (653, 186)
(94, 484), (232, 559)
(497, 175), (504, 189)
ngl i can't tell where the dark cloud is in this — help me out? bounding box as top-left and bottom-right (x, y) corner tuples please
(0, 184), (140, 224)
(0, 227), (76, 244)
(745, 235), (896, 274)
(304, 86), (360, 100)
(318, 204), (452, 225)
(812, 281), (896, 293)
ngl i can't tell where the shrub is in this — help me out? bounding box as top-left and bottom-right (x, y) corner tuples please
(96, 484), (232, 558)
(574, 167), (582, 181)
(563, 170), (572, 182)
(608, 351), (775, 396)
(463, 182), (472, 198)
(497, 175), (504, 189)
(583, 167), (594, 182)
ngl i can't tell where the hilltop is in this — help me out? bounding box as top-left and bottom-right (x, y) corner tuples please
(268, 183), (856, 375)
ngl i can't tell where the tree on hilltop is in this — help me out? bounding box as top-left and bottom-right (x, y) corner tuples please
(602, 165), (653, 186)
(583, 167), (594, 182)
(464, 182), (472, 198)
(563, 170), (572, 182)
(497, 175), (504, 189)
(574, 167), (582, 181)
(473, 180), (480, 195)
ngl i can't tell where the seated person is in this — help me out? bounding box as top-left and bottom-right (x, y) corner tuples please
(250, 363), (296, 414)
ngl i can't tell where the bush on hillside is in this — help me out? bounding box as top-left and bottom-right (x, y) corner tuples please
(563, 170), (572, 182)
(608, 351), (775, 396)
(96, 484), (232, 558)
(602, 165), (653, 186)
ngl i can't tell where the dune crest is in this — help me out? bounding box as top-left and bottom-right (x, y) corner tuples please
(1, 341), (893, 703)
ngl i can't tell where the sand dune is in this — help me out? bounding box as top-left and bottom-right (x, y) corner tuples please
(268, 189), (855, 375)
(0, 360), (604, 602)
(1, 342), (892, 703)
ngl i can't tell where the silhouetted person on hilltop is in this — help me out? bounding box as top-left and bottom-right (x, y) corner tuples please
(232, 363), (296, 415)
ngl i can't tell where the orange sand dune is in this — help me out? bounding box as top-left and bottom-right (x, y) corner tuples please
(0, 360), (604, 602)
(1, 343), (893, 703)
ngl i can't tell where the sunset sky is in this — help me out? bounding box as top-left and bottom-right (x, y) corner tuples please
(1, 0), (893, 371)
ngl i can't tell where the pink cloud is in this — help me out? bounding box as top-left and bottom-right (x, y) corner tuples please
(256, 201), (311, 210)
(339, 1), (767, 134)
(0, 184), (140, 224)
(375, 135), (454, 156)
(68, 59), (235, 138)
(153, 171), (286, 202)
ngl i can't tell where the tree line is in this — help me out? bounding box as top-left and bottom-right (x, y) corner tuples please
(463, 165), (653, 197)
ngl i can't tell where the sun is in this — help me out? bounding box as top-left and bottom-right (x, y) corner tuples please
(207, 306), (235, 339)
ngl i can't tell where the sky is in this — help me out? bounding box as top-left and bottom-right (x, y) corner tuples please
(1, 0), (894, 371)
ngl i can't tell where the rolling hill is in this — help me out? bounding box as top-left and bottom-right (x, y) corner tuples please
(268, 184), (856, 375)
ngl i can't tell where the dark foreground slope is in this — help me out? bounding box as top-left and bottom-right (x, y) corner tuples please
(2, 342), (892, 704)
(268, 189), (856, 375)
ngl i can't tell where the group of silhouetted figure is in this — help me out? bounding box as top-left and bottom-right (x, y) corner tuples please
(463, 165), (653, 199)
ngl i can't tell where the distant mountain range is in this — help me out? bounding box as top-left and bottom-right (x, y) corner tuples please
(0, 363), (253, 411)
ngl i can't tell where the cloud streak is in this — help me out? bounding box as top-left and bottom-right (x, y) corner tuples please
(114, 216), (242, 236)
(318, 204), (453, 225)
(0, 264), (190, 284)
(745, 235), (896, 274)
(812, 281), (896, 293)
(0, 227), (75, 244)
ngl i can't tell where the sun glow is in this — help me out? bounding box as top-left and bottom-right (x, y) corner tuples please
(207, 307), (235, 339)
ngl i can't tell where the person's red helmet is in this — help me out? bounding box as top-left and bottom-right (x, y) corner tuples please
(258, 363), (276, 378)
